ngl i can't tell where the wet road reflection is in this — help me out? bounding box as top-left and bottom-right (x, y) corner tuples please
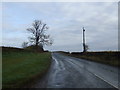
(32, 53), (119, 88)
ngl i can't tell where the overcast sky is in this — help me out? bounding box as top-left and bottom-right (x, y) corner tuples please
(2, 2), (118, 52)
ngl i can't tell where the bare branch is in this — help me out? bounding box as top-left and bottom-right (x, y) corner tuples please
(26, 20), (53, 50)
(27, 28), (35, 34)
(22, 42), (28, 48)
(32, 20), (41, 31)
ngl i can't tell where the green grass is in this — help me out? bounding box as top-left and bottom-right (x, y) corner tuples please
(2, 50), (51, 88)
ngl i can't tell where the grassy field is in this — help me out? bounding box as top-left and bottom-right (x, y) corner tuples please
(61, 51), (119, 67)
(2, 47), (51, 88)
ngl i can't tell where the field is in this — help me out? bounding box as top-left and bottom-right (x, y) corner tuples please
(2, 47), (51, 88)
(61, 51), (119, 67)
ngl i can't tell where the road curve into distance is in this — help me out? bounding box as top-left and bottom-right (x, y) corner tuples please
(31, 53), (119, 88)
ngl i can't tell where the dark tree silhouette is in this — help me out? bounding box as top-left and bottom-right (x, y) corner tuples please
(27, 20), (53, 51)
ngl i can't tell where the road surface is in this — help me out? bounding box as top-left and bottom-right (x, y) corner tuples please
(31, 53), (119, 88)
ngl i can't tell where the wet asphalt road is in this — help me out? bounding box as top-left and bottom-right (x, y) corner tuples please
(31, 53), (119, 88)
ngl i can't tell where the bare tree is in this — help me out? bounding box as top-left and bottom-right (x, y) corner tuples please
(27, 20), (53, 50)
(22, 42), (28, 48)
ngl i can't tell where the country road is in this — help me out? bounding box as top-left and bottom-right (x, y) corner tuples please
(30, 53), (119, 88)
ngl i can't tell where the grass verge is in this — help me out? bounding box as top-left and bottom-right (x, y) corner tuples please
(61, 51), (119, 67)
(2, 48), (51, 88)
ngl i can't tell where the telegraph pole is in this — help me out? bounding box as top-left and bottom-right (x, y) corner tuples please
(83, 27), (86, 52)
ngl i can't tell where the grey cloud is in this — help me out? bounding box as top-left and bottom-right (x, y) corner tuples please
(2, 2), (118, 52)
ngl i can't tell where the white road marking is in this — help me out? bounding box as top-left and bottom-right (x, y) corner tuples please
(67, 58), (118, 89)
(93, 73), (118, 89)
(52, 56), (59, 65)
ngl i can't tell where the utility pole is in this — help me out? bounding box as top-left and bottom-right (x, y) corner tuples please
(83, 27), (86, 52)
